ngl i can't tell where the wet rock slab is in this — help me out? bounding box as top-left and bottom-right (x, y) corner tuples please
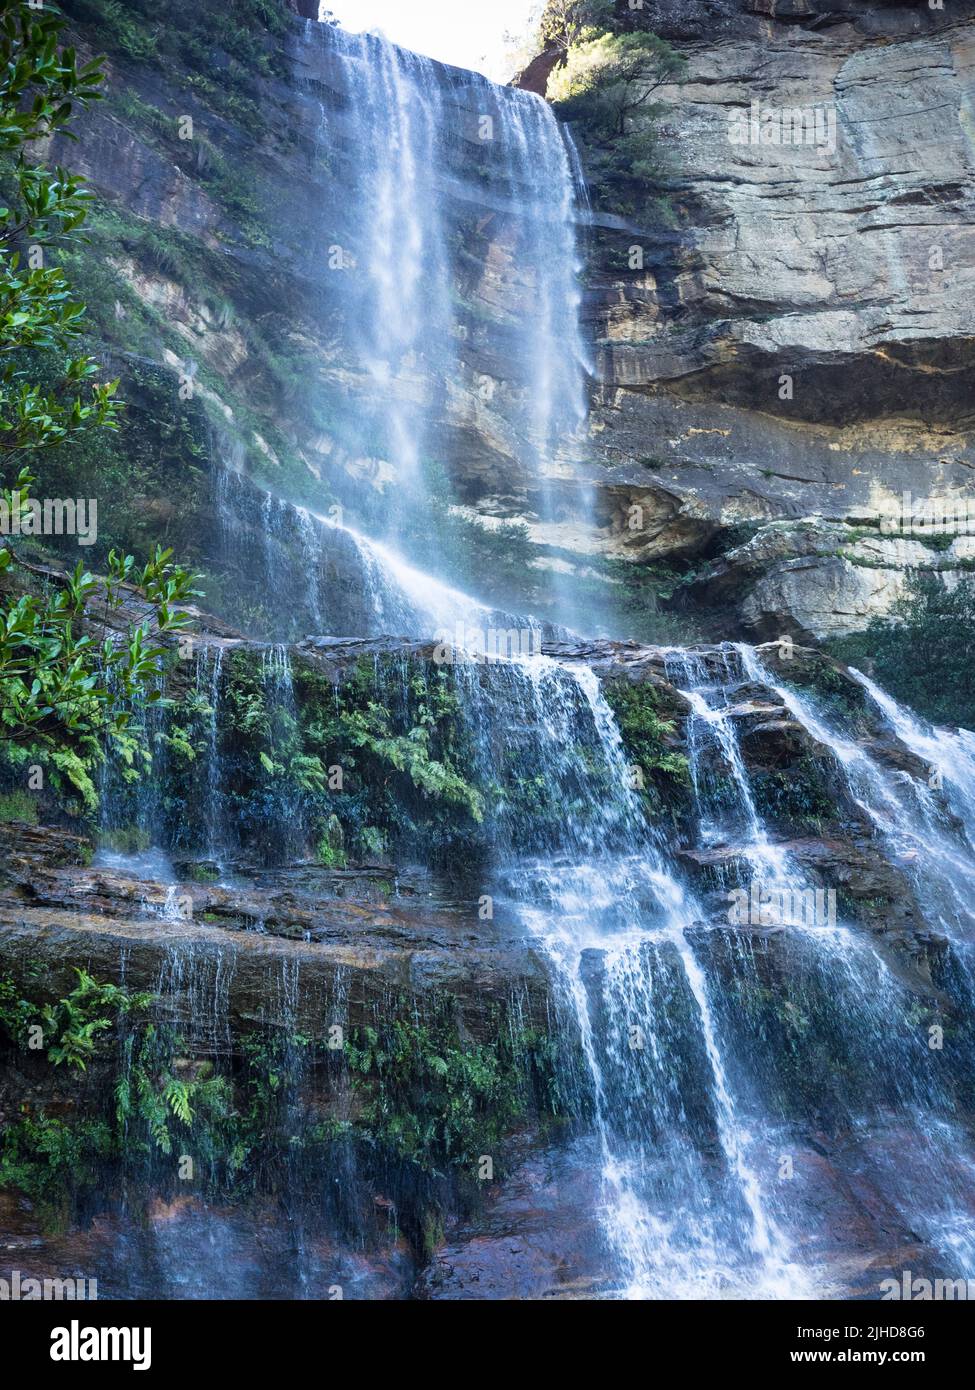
(0, 824), (550, 1044)
(416, 1137), (613, 1300)
(0, 1191), (411, 1301)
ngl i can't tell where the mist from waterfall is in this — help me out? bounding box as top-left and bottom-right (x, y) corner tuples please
(267, 19), (591, 624)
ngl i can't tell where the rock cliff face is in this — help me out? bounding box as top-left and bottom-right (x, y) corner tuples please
(568, 0), (975, 637)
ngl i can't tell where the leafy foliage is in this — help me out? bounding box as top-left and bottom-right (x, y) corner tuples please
(0, 2), (117, 464)
(0, 973), (237, 1215)
(61, 0), (292, 135)
(114, 1025), (236, 1159)
(203, 651), (487, 869)
(0, 1), (201, 811)
(339, 701), (485, 824)
(344, 1007), (561, 1173)
(548, 28), (683, 134)
(0, 784), (34, 819)
(0, 966), (564, 1254)
(603, 677), (689, 807)
(539, 0), (615, 54)
(0, 544), (200, 808)
(543, 12), (685, 221)
(829, 573), (975, 731)
(0, 1110), (113, 1212)
(0, 966), (152, 1069)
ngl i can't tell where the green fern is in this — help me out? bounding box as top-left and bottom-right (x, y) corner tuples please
(164, 1078), (194, 1126)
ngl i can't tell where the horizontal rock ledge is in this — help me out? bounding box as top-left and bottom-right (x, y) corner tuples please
(0, 907), (551, 1050)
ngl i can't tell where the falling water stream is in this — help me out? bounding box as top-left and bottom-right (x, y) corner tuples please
(88, 17), (975, 1298)
(742, 647), (975, 947)
(454, 654), (809, 1296)
(669, 645), (975, 1279)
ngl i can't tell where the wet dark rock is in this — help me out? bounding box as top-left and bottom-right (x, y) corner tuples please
(682, 834), (928, 934)
(0, 825), (549, 1045)
(0, 821), (93, 875)
(0, 1191), (412, 1301)
(416, 1137), (612, 1300)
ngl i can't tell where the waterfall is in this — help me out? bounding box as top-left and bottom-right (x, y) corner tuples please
(209, 22), (952, 1297)
(340, 30), (454, 510)
(196, 645), (226, 868)
(80, 15), (975, 1300)
(452, 653), (808, 1297)
(286, 21), (591, 615)
(666, 644), (975, 1277)
(851, 668), (975, 839)
(261, 643), (306, 861)
(206, 20), (594, 637)
(94, 664), (171, 876)
(212, 438), (532, 642)
(740, 647), (975, 944)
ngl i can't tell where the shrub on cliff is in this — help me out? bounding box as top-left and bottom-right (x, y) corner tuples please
(539, 0), (616, 54)
(548, 28), (683, 136)
(830, 573), (975, 732)
(545, 24), (685, 221)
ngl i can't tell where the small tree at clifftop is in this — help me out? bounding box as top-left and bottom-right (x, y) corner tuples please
(545, 25), (685, 222)
(540, 0), (615, 55)
(547, 28), (685, 137)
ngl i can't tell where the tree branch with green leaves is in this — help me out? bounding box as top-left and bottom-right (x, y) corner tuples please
(0, 0), (200, 809)
(543, 13), (685, 222)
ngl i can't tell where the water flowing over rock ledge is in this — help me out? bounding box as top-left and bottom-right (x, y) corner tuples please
(4, 629), (974, 1298)
(3, 0), (975, 1303)
(0, 826), (551, 1042)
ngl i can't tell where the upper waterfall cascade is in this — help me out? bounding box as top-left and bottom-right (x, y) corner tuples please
(242, 19), (592, 626)
(212, 19), (594, 643)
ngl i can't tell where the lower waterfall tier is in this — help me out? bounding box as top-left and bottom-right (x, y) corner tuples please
(3, 635), (974, 1298)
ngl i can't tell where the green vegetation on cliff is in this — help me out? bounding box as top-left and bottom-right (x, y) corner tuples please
(0, 967), (563, 1248)
(62, 0), (294, 135)
(603, 677), (690, 815)
(829, 573), (975, 731)
(344, 1003), (564, 1174)
(540, 0), (685, 223)
(244, 651), (486, 866)
(0, 1), (198, 815)
(101, 647), (489, 870)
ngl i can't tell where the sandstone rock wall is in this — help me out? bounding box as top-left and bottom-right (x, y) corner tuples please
(572, 0), (975, 637)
